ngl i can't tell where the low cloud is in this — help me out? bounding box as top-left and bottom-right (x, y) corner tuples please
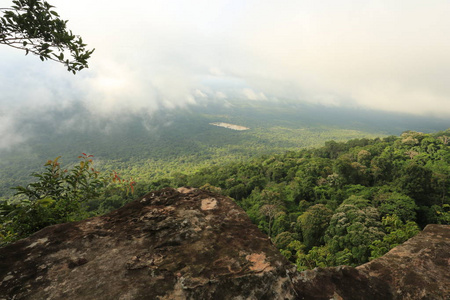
(1, 0), (450, 150)
(215, 92), (227, 99)
(0, 113), (25, 150)
(242, 88), (268, 101)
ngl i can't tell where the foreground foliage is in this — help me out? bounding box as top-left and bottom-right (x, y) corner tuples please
(0, 154), (133, 244)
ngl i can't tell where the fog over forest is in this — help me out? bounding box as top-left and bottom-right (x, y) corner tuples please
(2, 1), (450, 152)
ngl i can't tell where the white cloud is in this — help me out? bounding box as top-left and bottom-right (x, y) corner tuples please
(209, 67), (225, 76)
(195, 89), (208, 98)
(242, 88), (268, 101)
(0, 113), (25, 150)
(0, 0), (449, 143)
(215, 91), (227, 99)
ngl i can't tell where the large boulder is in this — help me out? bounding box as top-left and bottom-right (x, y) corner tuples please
(0, 188), (297, 299)
(356, 224), (450, 299)
(1, 187), (449, 299)
(291, 224), (450, 300)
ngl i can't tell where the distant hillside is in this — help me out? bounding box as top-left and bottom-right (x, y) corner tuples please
(0, 99), (448, 197)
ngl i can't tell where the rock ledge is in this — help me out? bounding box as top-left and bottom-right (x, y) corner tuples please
(1, 188), (449, 299)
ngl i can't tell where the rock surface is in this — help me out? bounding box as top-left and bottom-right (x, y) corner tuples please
(357, 224), (450, 300)
(1, 188), (449, 299)
(290, 224), (450, 300)
(0, 188), (297, 299)
(292, 225), (450, 300)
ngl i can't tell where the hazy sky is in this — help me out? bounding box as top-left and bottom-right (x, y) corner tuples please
(1, 0), (450, 148)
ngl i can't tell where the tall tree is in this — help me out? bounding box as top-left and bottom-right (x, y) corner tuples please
(325, 196), (385, 265)
(259, 188), (284, 237)
(298, 204), (333, 250)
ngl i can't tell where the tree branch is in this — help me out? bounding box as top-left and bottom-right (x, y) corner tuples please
(0, 0), (94, 73)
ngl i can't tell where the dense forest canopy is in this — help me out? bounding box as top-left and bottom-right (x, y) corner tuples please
(150, 129), (449, 269)
(2, 129), (449, 271)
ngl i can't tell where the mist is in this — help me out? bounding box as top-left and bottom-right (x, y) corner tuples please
(1, 0), (450, 150)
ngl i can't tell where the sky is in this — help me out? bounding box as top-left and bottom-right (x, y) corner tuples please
(1, 0), (450, 149)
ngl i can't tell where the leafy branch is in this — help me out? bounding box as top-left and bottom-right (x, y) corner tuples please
(0, 154), (134, 244)
(0, 0), (94, 73)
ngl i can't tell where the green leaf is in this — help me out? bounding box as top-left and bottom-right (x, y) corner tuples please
(36, 197), (55, 207)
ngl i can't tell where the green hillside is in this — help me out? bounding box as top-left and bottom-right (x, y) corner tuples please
(1, 100), (448, 197)
(136, 129), (450, 270)
(2, 128), (449, 270)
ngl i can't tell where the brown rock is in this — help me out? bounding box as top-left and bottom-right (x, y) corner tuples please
(291, 224), (450, 300)
(357, 224), (450, 300)
(1, 188), (449, 299)
(0, 188), (296, 300)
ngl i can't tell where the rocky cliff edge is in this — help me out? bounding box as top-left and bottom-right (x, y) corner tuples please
(1, 188), (449, 299)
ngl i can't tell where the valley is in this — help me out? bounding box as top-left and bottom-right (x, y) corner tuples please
(0, 99), (449, 198)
